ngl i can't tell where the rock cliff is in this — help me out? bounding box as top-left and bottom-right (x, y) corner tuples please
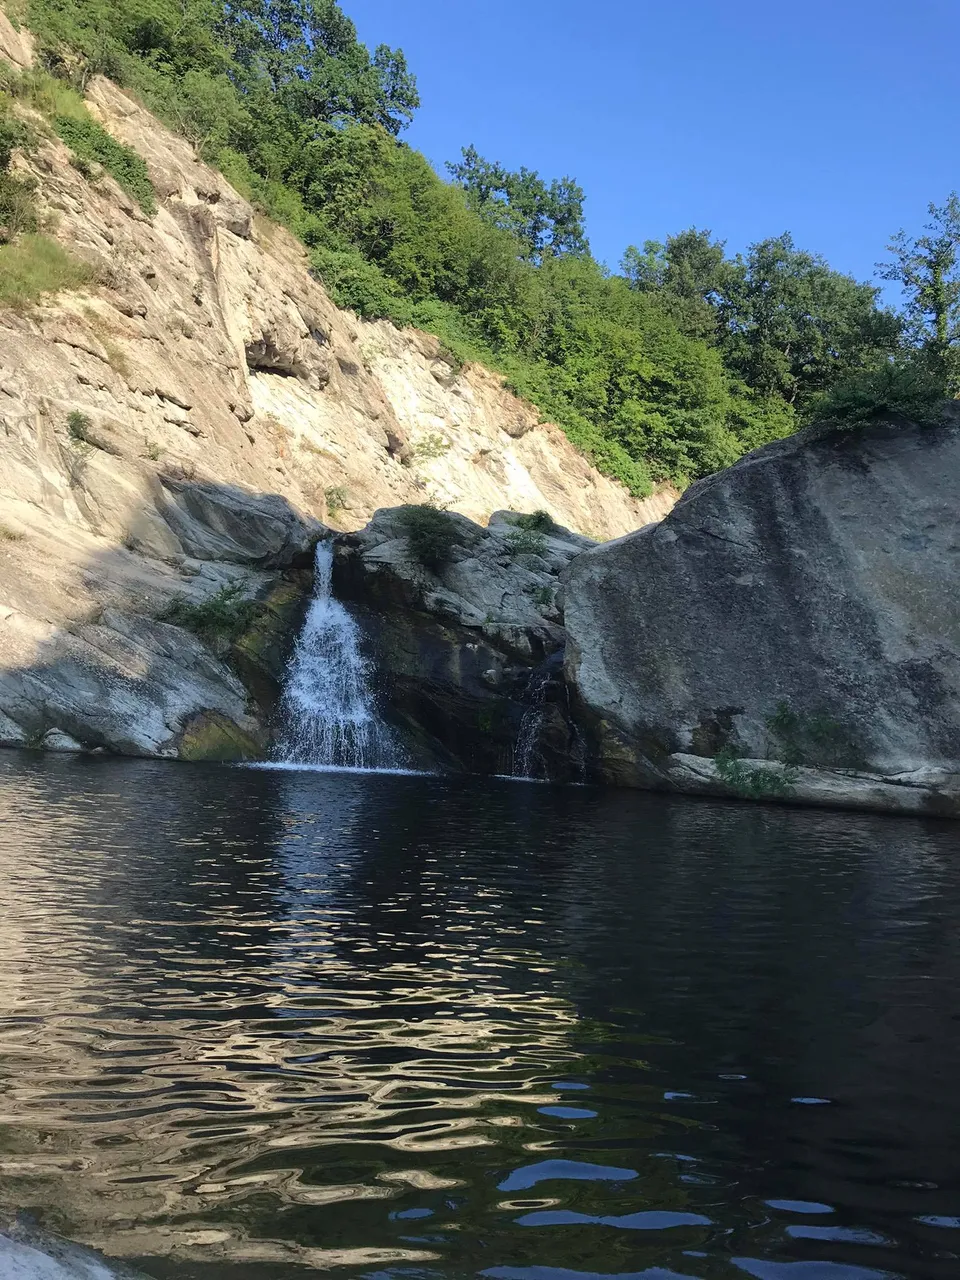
(563, 415), (960, 815)
(0, 27), (666, 758)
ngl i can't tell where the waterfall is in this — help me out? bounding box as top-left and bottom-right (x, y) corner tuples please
(276, 541), (401, 770)
(512, 665), (552, 779)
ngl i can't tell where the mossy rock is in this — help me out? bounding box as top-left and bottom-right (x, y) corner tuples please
(175, 710), (262, 762)
(231, 577), (308, 710)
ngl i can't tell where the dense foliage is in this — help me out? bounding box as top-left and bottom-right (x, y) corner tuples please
(6, 0), (956, 485)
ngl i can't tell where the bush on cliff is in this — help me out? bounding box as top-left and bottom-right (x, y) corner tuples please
(161, 582), (262, 650)
(398, 505), (460, 571)
(54, 110), (156, 214)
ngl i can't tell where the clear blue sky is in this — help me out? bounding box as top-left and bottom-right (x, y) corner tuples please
(347, 0), (958, 292)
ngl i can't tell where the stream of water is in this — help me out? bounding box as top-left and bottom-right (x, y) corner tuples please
(1, 752), (959, 1279)
(275, 542), (401, 771)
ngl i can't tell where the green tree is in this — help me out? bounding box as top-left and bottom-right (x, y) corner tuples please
(879, 194), (960, 388)
(719, 233), (900, 406)
(447, 145), (587, 261)
(224, 0), (418, 135)
(623, 227), (726, 341)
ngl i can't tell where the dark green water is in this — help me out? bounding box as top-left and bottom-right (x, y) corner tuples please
(0, 753), (959, 1280)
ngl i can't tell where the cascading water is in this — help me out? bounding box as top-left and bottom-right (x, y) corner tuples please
(512, 665), (552, 779)
(275, 541), (401, 769)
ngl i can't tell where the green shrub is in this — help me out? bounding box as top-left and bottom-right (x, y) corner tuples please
(0, 168), (36, 242)
(54, 112), (155, 214)
(0, 97), (37, 243)
(409, 432), (450, 462)
(398, 504), (460, 570)
(512, 510), (556, 534)
(160, 582), (261, 649)
(813, 358), (945, 429)
(0, 232), (93, 308)
(715, 745), (796, 798)
(310, 244), (412, 325)
(0, 102), (31, 170)
(505, 526), (546, 557)
(66, 408), (91, 442)
(324, 484), (348, 517)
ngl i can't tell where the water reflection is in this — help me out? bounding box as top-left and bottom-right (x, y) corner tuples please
(0, 753), (958, 1279)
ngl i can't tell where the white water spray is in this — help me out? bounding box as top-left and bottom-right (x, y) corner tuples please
(512, 666), (552, 779)
(276, 542), (401, 769)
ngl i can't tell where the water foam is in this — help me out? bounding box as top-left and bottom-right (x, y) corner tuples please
(275, 541), (402, 770)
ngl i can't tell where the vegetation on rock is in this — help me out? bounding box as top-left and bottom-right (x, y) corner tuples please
(714, 746), (797, 799)
(161, 581), (262, 649)
(398, 505), (460, 570)
(505, 527), (547, 558)
(512, 511), (556, 534)
(54, 110), (155, 213)
(0, 229), (92, 306)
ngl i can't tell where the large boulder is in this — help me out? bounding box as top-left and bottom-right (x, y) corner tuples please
(334, 507), (593, 774)
(563, 415), (960, 815)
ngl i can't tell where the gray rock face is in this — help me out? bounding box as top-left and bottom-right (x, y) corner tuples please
(334, 507), (592, 774)
(0, 480), (320, 758)
(563, 416), (960, 814)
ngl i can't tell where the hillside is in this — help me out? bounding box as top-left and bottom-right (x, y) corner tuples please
(0, 11), (679, 757)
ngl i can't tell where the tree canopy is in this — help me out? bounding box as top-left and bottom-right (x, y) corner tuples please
(879, 195), (960, 389)
(447, 146), (588, 261)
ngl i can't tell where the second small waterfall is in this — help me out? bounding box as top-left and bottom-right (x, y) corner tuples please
(276, 541), (401, 770)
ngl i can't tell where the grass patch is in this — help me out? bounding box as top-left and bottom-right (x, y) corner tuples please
(160, 581), (261, 649)
(398, 504), (460, 570)
(0, 232), (93, 308)
(0, 522), (24, 541)
(5, 67), (84, 121)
